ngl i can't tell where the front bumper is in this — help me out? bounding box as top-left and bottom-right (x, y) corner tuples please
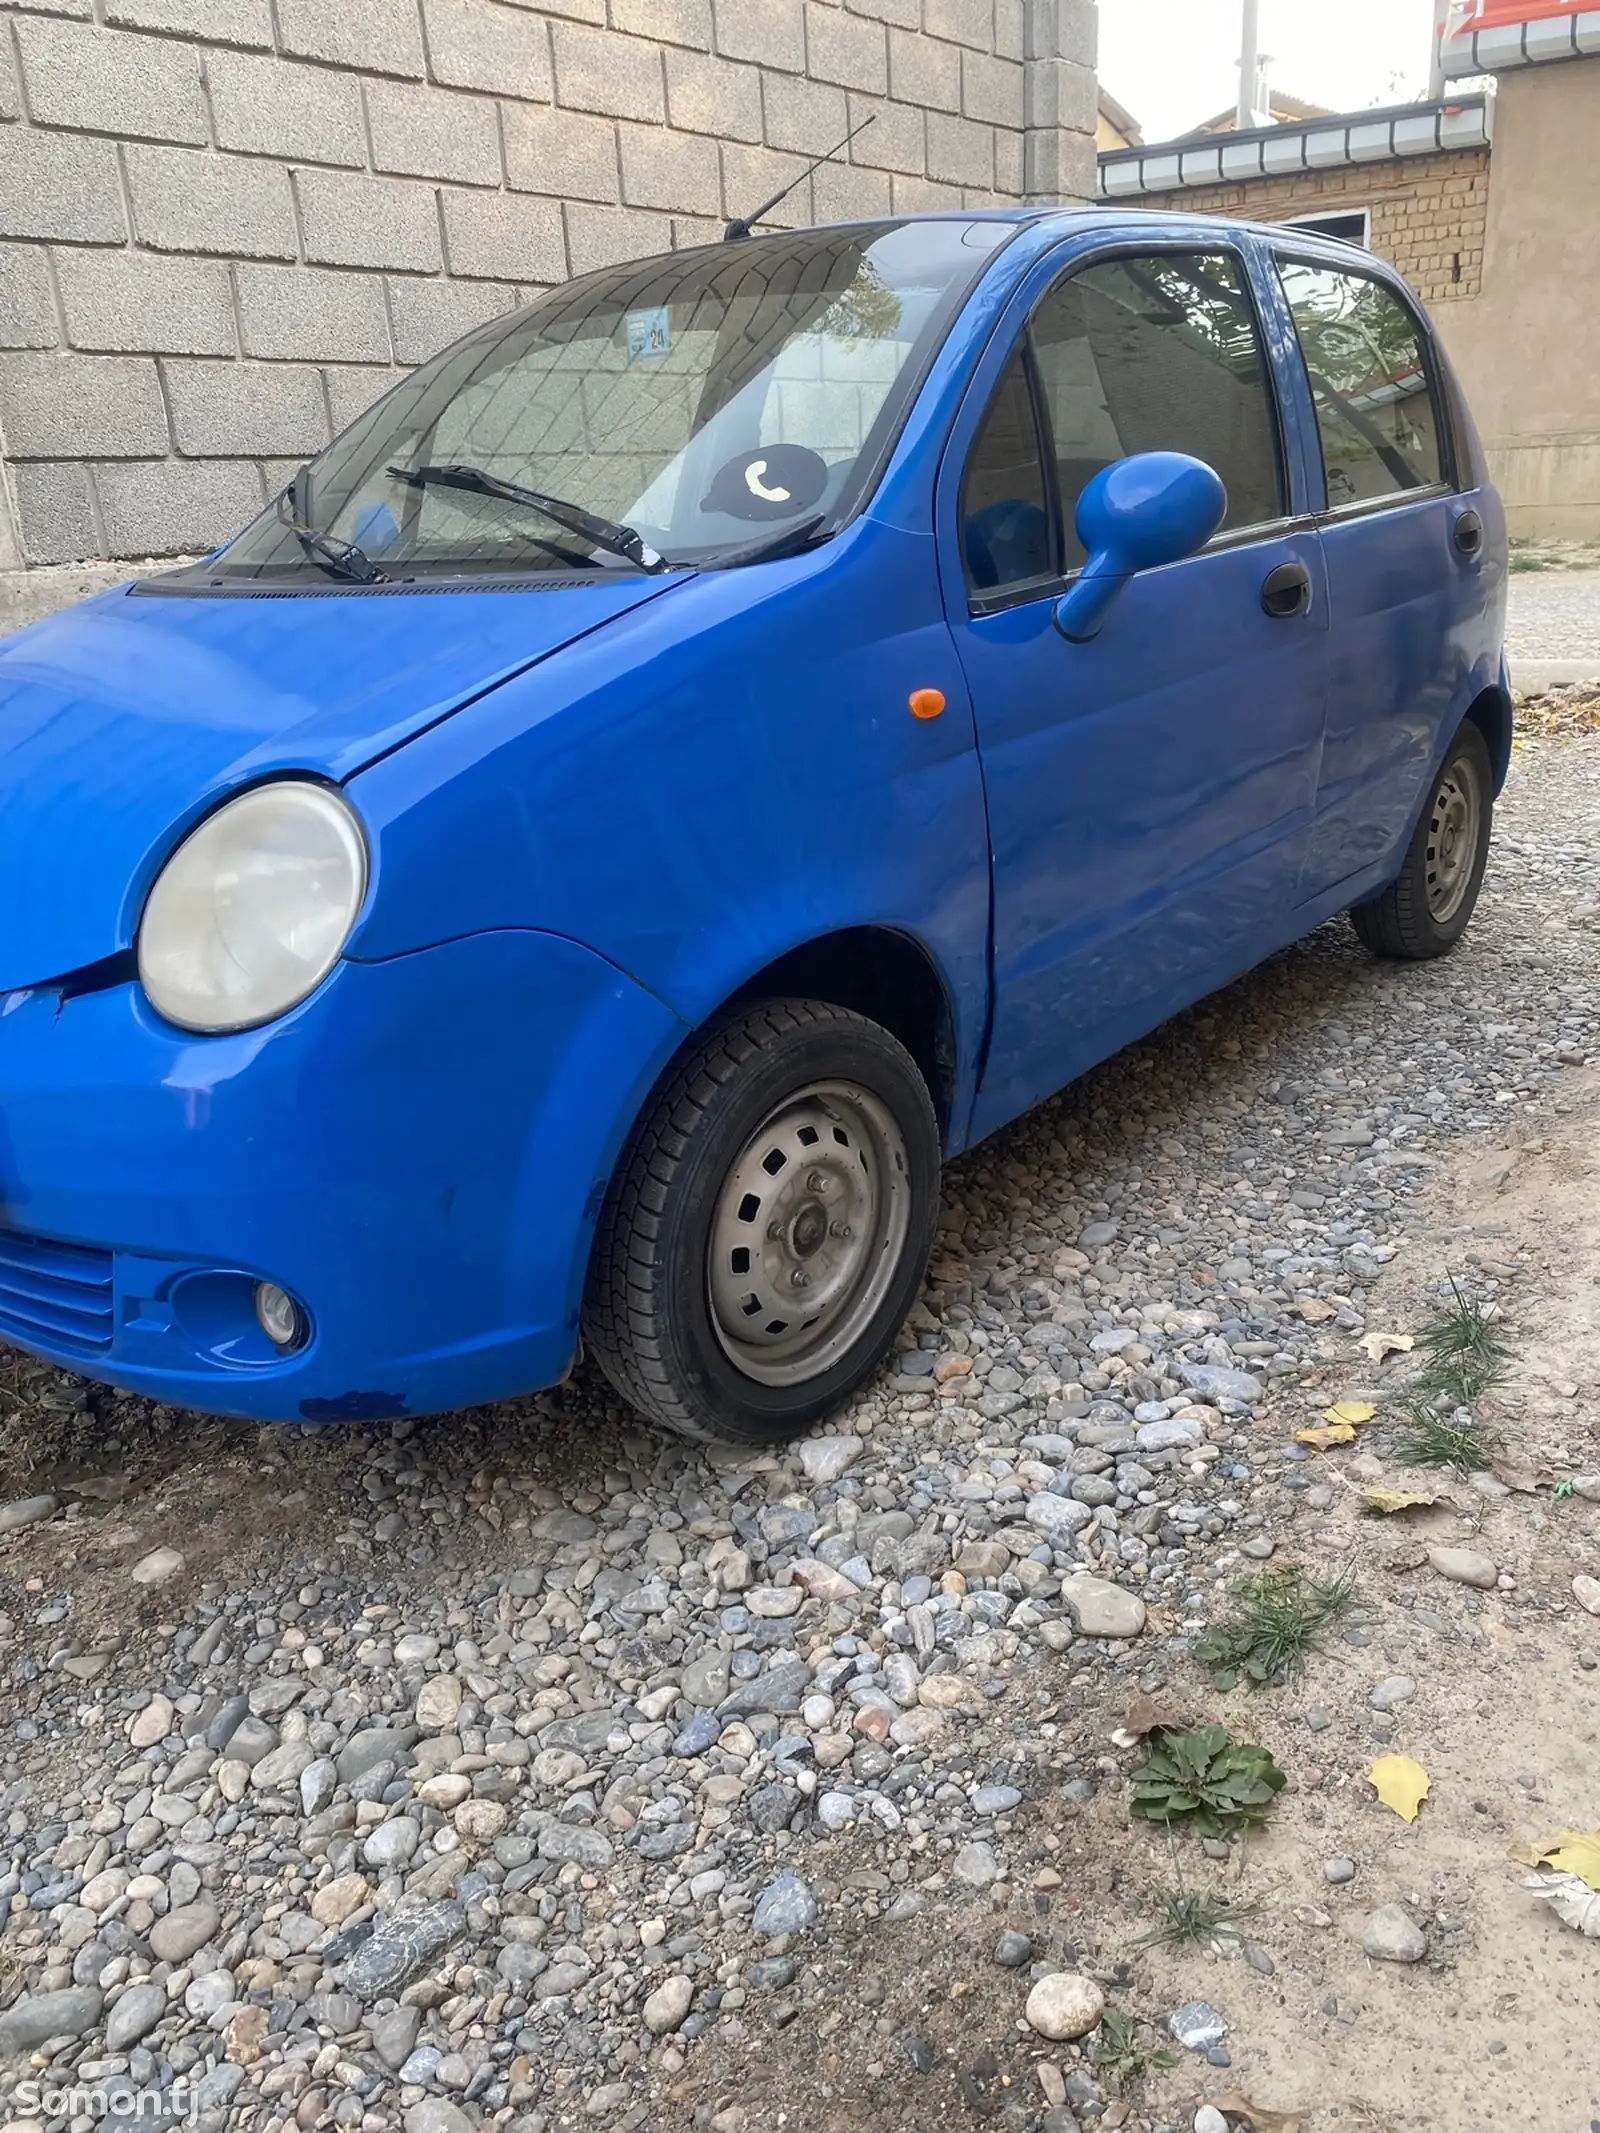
(0, 930), (684, 1422)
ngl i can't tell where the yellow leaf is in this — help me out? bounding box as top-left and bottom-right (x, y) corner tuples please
(1360, 1331), (1414, 1364)
(1324, 1400), (1378, 1425)
(1530, 1832), (1600, 1892)
(1369, 1754), (1430, 1823)
(1298, 1424), (1355, 1450)
(1360, 1486), (1441, 1515)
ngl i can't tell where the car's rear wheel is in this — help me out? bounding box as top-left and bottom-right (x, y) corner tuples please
(1350, 721), (1493, 960)
(584, 998), (940, 1445)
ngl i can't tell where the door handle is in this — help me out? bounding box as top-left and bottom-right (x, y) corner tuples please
(1261, 560), (1312, 618)
(1453, 507), (1484, 558)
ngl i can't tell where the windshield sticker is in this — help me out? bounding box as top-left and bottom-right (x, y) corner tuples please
(626, 307), (672, 361)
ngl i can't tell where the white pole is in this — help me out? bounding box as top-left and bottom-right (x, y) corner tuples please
(1428, 2), (1449, 99)
(1238, 0), (1260, 129)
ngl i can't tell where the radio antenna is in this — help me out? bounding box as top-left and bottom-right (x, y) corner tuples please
(723, 114), (876, 242)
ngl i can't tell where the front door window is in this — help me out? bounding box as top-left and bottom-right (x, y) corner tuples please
(1277, 260), (1445, 508)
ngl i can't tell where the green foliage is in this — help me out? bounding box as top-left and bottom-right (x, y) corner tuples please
(1193, 1564), (1356, 1690)
(1129, 1725), (1287, 1840)
(1092, 2005), (1178, 2091)
(1412, 1279), (1512, 1406)
(1134, 1878), (1253, 1951)
(1392, 1398), (1501, 1476)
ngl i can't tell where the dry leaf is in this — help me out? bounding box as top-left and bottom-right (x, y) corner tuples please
(1324, 1400), (1378, 1425)
(1359, 1485), (1442, 1516)
(1369, 1753), (1430, 1823)
(1118, 1693), (1187, 1740)
(1298, 1423), (1356, 1450)
(1294, 1299), (1339, 1322)
(1488, 1455), (1543, 1494)
(1214, 2097), (1304, 2133)
(1524, 1871), (1600, 1937)
(1510, 1831), (1600, 1890)
(1359, 1331), (1414, 1364)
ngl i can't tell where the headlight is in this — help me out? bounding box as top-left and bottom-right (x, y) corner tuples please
(138, 781), (367, 1033)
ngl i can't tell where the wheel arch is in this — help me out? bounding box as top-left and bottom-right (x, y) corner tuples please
(1462, 679), (1514, 796)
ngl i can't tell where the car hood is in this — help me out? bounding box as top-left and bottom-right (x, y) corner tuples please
(0, 575), (683, 991)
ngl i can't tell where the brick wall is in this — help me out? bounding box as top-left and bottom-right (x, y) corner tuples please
(1138, 148), (1490, 308)
(0, 0), (1098, 579)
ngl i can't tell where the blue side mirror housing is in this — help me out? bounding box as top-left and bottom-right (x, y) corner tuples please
(1054, 452), (1228, 643)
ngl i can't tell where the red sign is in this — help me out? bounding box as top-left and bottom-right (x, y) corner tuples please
(1451, 0), (1587, 26)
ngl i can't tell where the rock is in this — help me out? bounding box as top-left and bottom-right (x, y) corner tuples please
(643, 1974), (693, 2035)
(1137, 1419), (1205, 1453)
(371, 2004), (423, 2070)
(1324, 1857), (1357, 1885)
(1368, 1675), (1416, 1711)
(537, 1823), (614, 1871)
(1024, 1973), (1105, 2041)
(1573, 1575), (1600, 1618)
(1195, 2109), (1231, 2133)
(363, 1817), (422, 1870)
(752, 1871), (817, 1938)
(252, 1739), (315, 1791)
(149, 1899), (219, 1963)
(343, 1901), (466, 1999)
(918, 1673), (983, 1712)
(336, 1726), (415, 1783)
(797, 1435), (863, 1484)
(128, 1694), (175, 1748)
(415, 1675), (463, 1729)
(1168, 2000), (1228, 2051)
(973, 1785), (1023, 1816)
(105, 1981), (166, 2051)
(1181, 1365), (1263, 1403)
(311, 1874), (370, 1927)
(0, 1493), (56, 1533)
(1428, 1547), (1498, 1590)
(129, 1545), (185, 1586)
(994, 1929), (1032, 1967)
(1026, 1493), (1093, 1538)
(952, 1841), (1000, 1886)
(1061, 1574), (1146, 1639)
(1362, 1905), (1427, 1963)
(404, 2103), (474, 2133)
(0, 1986), (103, 2054)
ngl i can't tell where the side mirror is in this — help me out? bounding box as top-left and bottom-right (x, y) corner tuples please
(1053, 452), (1227, 643)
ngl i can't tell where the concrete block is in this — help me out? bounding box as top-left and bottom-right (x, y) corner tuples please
(1, 0), (89, 15)
(552, 22), (665, 121)
(0, 246), (58, 350)
(811, 157), (893, 223)
(276, 0), (426, 76)
(422, 0), (551, 100)
(665, 49), (761, 143)
(564, 203), (672, 275)
(671, 214), (722, 250)
(1025, 0), (1096, 65)
(57, 249), (236, 356)
(610, 0), (710, 43)
(16, 17), (207, 144)
(96, 456), (262, 557)
(0, 31), (16, 119)
(385, 276), (515, 364)
(206, 50), (366, 167)
(323, 364), (398, 436)
(1024, 123), (1093, 204)
(0, 352), (168, 458)
(888, 28), (960, 112)
(494, 0), (602, 19)
(0, 131), (126, 245)
(127, 145), (297, 260)
(12, 463), (97, 565)
(295, 171), (443, 273)
(720, 143), (812, 229)
(761, 71), (846, 158)
(441, 191), (567, 282)
(164, 358), (328, 457)
(104, 0), (273, 44)
(366, 81), (503, 186)
(503, 104), (619, 203)
(844, 0), (919, 24)
(804, 5), (888, 94)
(922, 0), (992, 49)
(927, 112), (994, 188)
(994, 0), (1025, 60)
(714, 0), (804, 71)
(618, 124), (721, 216)
(1024, 55), (1096, 135)
(847, 92), (925, 175)
(889, 172), (965, 213)
(236, 265), (392, 364)
(962, 49), (1023, 128)
(994, 123), (1023, 196)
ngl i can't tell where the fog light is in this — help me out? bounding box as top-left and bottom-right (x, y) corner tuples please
(254, 1281), (306, 1352)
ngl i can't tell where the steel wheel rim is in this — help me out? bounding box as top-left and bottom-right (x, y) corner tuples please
(1424, 754), (1482, 924)
(707, 1080), (911, 1389)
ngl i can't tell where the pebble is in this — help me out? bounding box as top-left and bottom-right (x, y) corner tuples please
(644, 1974), (694, 2035)
(1324, 1857), (1357, 1884)
(1168, 2001), (1229, 2052)
(0, 1987), (102, 2054)
(1573, 1575), (1600, 1618)
(128, 1545), (185, 1586)
(752, 1871), (817, 1937)
(1195, 2110), (1231, 2133)
(1369, 1675), (1417, 1711)
(1025, 1973), (1105, 2041)
(994, 1929), (1032, 1967)
(0, 1493), (56, 1533)
(1362, 1905), (1428, 1963)
(1061, 1574), (1147, 1639)
(148, 1899), (219, 1964)
(1429, 1547), (1499, 1590)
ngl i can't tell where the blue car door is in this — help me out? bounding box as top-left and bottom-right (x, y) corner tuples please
(939, 239), (1330, 1143)
(1271, 248), (1491, 895)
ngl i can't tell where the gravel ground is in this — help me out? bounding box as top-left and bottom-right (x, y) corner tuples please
(1505, 562), (1600, 663)
(0, 735), (1597, 2133)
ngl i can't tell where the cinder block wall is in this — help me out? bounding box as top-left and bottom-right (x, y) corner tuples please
(1135, 149), (1491, 308)
(0, 0), (1098, 583)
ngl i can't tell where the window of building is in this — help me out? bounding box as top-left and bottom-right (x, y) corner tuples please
(1282, 209), (1371, 249)
(1277, 259), (1445, 507)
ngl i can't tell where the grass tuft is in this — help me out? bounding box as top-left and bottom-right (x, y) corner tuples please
(1193, 1564), (1356, 1690)
(1134, 1878), (1254, 1951)
(1092, 2006), (1177, 2092)
(1392, 1397), (1502, 1476)
(1412, 1279), (1512, 1406)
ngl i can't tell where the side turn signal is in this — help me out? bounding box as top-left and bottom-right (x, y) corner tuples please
(908, 688), (946, 721)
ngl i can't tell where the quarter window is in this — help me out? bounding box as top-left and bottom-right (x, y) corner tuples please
(1277, 260), (1444, 507)
(1032, 251), (1285, 567)
(961, 353), (1052, 594)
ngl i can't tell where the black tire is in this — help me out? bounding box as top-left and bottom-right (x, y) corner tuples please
(583, 998), (941, 1446)
(1350, 721), (1493, 960)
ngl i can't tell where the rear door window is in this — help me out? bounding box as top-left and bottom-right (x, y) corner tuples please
(1277, 259), (1445, 508)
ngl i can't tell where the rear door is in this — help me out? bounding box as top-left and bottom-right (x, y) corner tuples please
(1271, 251), (1491, 896)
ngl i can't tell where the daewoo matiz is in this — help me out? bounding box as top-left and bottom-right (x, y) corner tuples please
(0, 208), (1508, 1444)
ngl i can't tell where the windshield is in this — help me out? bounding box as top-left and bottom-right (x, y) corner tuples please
(200, 218), (1013, 585)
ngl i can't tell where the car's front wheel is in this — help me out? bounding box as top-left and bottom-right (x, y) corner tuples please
(1351, 720), (1494, 960)
(584, 998), (940, 1446)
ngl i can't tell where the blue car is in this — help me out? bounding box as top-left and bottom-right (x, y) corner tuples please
(0, 207), (1507, 1445)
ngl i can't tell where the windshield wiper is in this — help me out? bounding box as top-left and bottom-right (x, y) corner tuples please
(701, 514), (828, 570)
(390, 464), (671, 574)
(277, 479), (386, 585)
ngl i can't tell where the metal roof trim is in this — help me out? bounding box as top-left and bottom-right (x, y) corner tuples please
(1441, 8), (1600, 76)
